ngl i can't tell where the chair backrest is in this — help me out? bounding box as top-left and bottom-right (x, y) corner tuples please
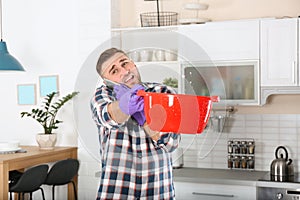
(44, 159), (79, 186)
(10, 164), (49, 193)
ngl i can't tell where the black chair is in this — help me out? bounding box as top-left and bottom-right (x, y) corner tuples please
(9, 164), (49, 200)
(44, 158), (79, 200)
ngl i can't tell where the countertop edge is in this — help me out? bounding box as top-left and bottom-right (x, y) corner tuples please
(173, 168), (300, 188)
(173, 167), (267, 187)
(174, 176), (258, 186)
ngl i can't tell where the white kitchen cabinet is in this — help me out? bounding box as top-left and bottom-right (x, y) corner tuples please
(177, 19), (260, 62)
(174, 181), (256, 200)
(111, 18), (300, 106)
(260, 18), (298, 87)
(111, 27), (179, 62)
(136, 61), (181, 92)
(181, 60), (260, 105)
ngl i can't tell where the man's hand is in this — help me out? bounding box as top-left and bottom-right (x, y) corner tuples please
(132, 111), (146, 126)
(113, 84), (129, 99)
(114, 84), (145, 115)
(114, 84), (146, 125)
(143, 124), (160, 141)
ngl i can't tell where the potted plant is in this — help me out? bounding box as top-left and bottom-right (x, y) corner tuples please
(21, 91), (79, 149)
(163, 77), (178, 91)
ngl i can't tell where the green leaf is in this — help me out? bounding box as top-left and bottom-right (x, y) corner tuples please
(20, 91), (79, 134)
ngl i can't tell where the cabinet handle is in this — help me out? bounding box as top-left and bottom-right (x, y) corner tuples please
(192, 192), (234, 198)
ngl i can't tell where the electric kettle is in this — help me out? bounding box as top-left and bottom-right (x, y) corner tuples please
(270, 146), (294, 181)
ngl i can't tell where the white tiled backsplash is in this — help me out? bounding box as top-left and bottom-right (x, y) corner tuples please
(180, 114), (300, 172)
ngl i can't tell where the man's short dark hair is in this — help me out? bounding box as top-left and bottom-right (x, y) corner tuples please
(96, 48), (126, 76)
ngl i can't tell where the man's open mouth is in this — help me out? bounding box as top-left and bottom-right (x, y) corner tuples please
(123, 74), (134, 83)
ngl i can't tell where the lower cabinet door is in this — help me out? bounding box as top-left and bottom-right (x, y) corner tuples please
(174, 181), (256, 200)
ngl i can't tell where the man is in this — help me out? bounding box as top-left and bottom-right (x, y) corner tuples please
(90, 48), (180, 199)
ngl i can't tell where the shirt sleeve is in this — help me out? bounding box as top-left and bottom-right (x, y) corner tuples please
(155, 132), (181, 153)
(90, 86), (122, 129)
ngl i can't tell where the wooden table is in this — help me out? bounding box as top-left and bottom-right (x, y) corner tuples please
(0, 146), (78, 200)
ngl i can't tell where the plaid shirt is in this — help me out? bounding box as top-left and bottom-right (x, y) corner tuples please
(91, 82), (180, 200)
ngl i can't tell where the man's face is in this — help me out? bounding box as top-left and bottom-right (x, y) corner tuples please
(101, 53), (141, 88)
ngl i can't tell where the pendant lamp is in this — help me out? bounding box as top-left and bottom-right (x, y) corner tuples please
(0, 0), (25, 71)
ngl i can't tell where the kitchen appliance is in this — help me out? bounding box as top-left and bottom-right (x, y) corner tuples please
(257, 146), (296, 199)
(258, 172), (300, 200)
(257, 185), (300, 200)
(137, 90), (219, 134)
(270, 146), (294, 181)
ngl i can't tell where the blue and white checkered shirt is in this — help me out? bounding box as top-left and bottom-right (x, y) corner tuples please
(91, 82), (180, 200)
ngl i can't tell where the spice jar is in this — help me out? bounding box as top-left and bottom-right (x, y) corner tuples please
(248, 141), (255, 154)
(247, 156), (255, 169)
(234, 156), (240, 168)
(240, 141), (247, 154)
(233, 141), (240, 154)
(228, 155), (233, 169)
(241, 156), (247, 169)
(228, 140), (233, 153)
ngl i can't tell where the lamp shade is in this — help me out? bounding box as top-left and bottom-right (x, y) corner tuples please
(0, 41), (25, 71)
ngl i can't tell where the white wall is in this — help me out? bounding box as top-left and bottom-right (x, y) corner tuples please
(0, 0), (110, 199)
(118, 0), (300, 27)
(1, 0), (81, 145)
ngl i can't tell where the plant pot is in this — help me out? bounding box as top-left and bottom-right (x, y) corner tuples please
(36, 133), (57, 150)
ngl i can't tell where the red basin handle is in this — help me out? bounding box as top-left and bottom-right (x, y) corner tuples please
(211, 96), (220, 102)
(138, 90), (219, 103)
(137, 90), (146, 96)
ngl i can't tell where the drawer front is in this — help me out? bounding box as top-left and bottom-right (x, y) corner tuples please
(174, 182), (256, 200)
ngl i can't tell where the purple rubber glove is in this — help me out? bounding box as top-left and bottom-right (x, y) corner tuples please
(116, 84), (145, 115)
(133, 111), (146, 126)
(114, 84), (146, 125)
(113, 84), (130, 100)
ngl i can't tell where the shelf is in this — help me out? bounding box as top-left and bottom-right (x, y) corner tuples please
(135, 61), (178, 65)
(111, 25), (179, 32)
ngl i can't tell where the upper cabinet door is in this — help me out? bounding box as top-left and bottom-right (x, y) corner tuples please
(260, 18), (298, 87)
(177, 20), (260, 62)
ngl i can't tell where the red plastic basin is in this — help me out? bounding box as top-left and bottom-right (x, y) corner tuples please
(137, 90), (219, 134)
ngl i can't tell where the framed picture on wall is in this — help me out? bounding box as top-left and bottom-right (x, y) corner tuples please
(17, 84), (36, 105)
(39, 75), (59, 97)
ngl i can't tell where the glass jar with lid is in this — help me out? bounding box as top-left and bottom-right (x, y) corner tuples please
(247, 156), (255, 169)
(228, 140), (233, 153)
(241, 156), (247, 169)
(227, 155), (233, 169)
(233, 141), (240, 154)
(248, 141), (255, 154)
(233, 156), (240, 168)
(240, 141), (247, 154)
